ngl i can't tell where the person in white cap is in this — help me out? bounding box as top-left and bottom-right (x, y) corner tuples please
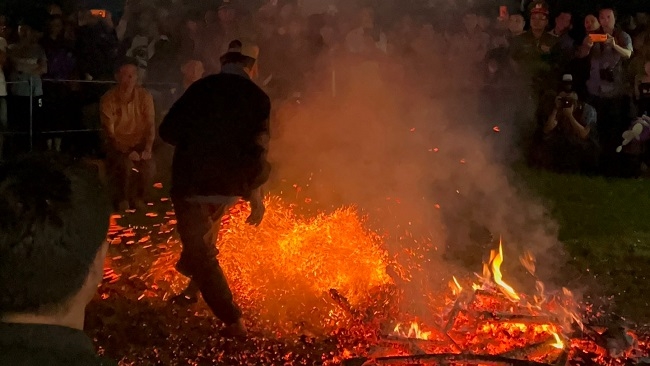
(159, 40), (269, 338)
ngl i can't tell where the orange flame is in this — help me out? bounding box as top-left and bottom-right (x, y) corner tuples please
(551, 332), (564, 349)
(449, 276), (463, 296)
(490, 241), (521, 302)
(394, 322), (432, 340)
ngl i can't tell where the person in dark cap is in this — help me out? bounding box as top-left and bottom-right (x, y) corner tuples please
(0, 154), (115, 366)
(100, 57), (156, 212)
(159, 41), (269, 338)
(510, 0), (558, 92)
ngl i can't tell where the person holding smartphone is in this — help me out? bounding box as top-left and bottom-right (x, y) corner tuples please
(576, 7), (633, 175)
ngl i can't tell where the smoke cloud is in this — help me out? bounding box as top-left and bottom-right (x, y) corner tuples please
(264, 24), (564, 314)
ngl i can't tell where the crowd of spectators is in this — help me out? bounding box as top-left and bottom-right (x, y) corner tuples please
(1, 0), (650, 201)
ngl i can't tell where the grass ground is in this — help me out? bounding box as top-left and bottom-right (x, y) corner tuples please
(518, 168), (650, 323)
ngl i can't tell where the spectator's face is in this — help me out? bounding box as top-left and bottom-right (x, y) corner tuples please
(360, 8), (374, 29)
(18, 25), (32, 40)
(464, 13), (478, 32)
(530, 13), (548, 32)
(637, 12), (649, 26)
(555, 12), (572, 32)
(116, 64), (138, 89)
(0, 15), (8, 38)
(49, 18), (63, 37)
(48, 4), (63, 15)
(218, 8), (235, 23)
(599, 9), (616, 30)
(644, 61), (650, 76)
(584, 15), (600, 32)
(509, 14), (525, 34)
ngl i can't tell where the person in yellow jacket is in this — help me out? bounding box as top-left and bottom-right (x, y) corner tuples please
(100, 58), (156, 211)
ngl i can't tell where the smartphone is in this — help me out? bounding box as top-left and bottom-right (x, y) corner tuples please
(499, 6), (508, 19)
(589, 34), (608, 43)
(90, 9), (107, 18)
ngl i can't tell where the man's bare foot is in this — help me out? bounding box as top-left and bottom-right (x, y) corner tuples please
(170, 280), (199, 306)
(219, 319), (247, 339)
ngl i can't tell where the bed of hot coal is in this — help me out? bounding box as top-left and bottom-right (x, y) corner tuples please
(86, 195), (650, 365)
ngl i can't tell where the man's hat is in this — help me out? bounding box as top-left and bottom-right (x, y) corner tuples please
(529, 0), (549, 16)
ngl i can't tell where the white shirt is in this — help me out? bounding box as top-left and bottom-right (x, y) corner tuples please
(0, 37), (7, 97)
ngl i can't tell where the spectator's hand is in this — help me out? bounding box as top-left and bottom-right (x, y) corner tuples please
(554, 96), (562, 110)
(583, 36), (594, 48)
(102, 11), (114, 28)
(606, 34), (616, 46)
(128, 151), (141, 161)
(141, 150), (152, 160)
(562, 104), (575, 117)
(540, 44), (551, 53)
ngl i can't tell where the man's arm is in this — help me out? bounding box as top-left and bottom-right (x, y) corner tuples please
(100, 93), (129, 152)
(544, 108), (558, 134)
(566, 110), (591, 140)
(610, 33), (633, 59)
(572, 104), (596, 140)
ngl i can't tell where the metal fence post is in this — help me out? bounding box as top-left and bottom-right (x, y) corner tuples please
(29, 78), (33, 152)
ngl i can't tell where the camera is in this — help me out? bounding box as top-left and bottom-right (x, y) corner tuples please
(559, 97), (574, 109)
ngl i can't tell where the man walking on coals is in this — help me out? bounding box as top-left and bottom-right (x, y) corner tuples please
(159, 41), (270, 338)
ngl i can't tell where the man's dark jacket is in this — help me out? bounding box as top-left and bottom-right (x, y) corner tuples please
(160, 72), (271, 197)
(0, 322), (117, 366)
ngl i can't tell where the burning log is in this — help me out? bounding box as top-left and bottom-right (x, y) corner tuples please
(476, 311), (559, 325)
(379, 335), (449, 351)
(497, 335), (564, 360)
(350, 353), (561, 366)
(329, 289), (365, 321)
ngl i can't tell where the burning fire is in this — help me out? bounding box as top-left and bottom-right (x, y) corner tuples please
(103, 194), (648, 365)
(146, 196), (393, 334)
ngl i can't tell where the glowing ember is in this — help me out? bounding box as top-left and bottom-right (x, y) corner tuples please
(148, 195), (393, 335)
(101, 196), (649, 365)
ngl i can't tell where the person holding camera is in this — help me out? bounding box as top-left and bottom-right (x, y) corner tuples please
(538, 79), (599, 173)
(576, 7), (632, 174)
